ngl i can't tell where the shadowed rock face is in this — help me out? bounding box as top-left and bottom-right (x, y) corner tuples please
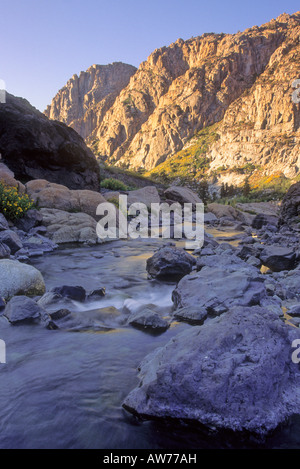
(0, 94), (100, 191)
(279, 181), (300, 227)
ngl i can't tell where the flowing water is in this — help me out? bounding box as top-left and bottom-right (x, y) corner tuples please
(0, 237), (299, 449)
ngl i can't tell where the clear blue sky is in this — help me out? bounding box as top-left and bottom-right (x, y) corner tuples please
(1, 0), (299, 111)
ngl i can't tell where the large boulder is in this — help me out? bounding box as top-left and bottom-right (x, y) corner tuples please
(164, 186), (202, 206)
(172, 262), (266, 316)
(146, 246), (196, 280)
(123, 306), (300, 435)
(279, 182), (300, 227)
(40, 208), (100, 244)
(127, 186), (160, 209)
(0, 93), (100, 191)
(26, 180), (107, 219)
(207, 203), (245, 222)
(0, 259), (45, 300)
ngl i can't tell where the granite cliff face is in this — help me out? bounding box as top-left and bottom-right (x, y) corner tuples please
(45, 12), (300, 179)
(44, 62), (137, 140)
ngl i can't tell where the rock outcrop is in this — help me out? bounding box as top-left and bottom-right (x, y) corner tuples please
(0, 93), (100, 190)
(44, 62), (137, 140)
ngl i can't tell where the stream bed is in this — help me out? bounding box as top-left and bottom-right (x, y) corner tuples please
(0, 237), (299, 449)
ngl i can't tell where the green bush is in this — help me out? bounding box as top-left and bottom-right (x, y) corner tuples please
(0, 183), (34, 220)
(100, 178), (129, 191)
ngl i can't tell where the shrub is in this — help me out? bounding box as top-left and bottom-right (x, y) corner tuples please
(0, 183), (34, 220)
(100, 178), (129, 191)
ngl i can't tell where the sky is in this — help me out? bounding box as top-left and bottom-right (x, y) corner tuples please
(0, 0), (299, 111)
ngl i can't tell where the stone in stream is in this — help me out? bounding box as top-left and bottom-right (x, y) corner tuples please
(0, 259), (45, 300)
(127, 309), (169, 333)
(3, 296), (48, 325)
(88, 288), (106, 299)
(51, 285), (86, 302)
(146, 246), (195, 280)
(172, 262), (266, 316)
(123, 306), (300, 435)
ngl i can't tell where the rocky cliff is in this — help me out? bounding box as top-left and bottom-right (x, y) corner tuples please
(45, 12), (300, 181)
(44, 62), (137, 140)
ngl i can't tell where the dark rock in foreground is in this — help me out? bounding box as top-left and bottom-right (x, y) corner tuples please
(146, 246), (195, 280)
(0, 93), (100, 191)
(123, 306), (300, 435)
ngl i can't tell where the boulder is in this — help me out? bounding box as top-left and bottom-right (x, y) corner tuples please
(0, 259), (45, 300)
(123, 306), (300, 435)
(0, 230), (23, 254)
(51, 285), (86, 302)
(127, 309), (169, 333)
(279, 182), (300, 227)
(127, 186), (160, 209)
(14, 209), (43, 232)
(207, 203), (245, 222)
(26, 180), (107, 219)
(146, 246), (196, 280)
(0, 213), (9, 231)
(259, 246), (297, 272)
(164, 186), (202, 206)
(40, 208), (99, 244)
(252, 213), (278, 229)
(0, 162), (25, 193)
(172, 264), (266, 315)
(0, 93), (100, 191)
(3, 295), (45, 324)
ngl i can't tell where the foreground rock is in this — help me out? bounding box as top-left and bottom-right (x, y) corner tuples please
(146, 246), (196, 280)
(0, 260), (45, 300)
(0, 93), (100, 190)
(123, 306), (300, 435)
